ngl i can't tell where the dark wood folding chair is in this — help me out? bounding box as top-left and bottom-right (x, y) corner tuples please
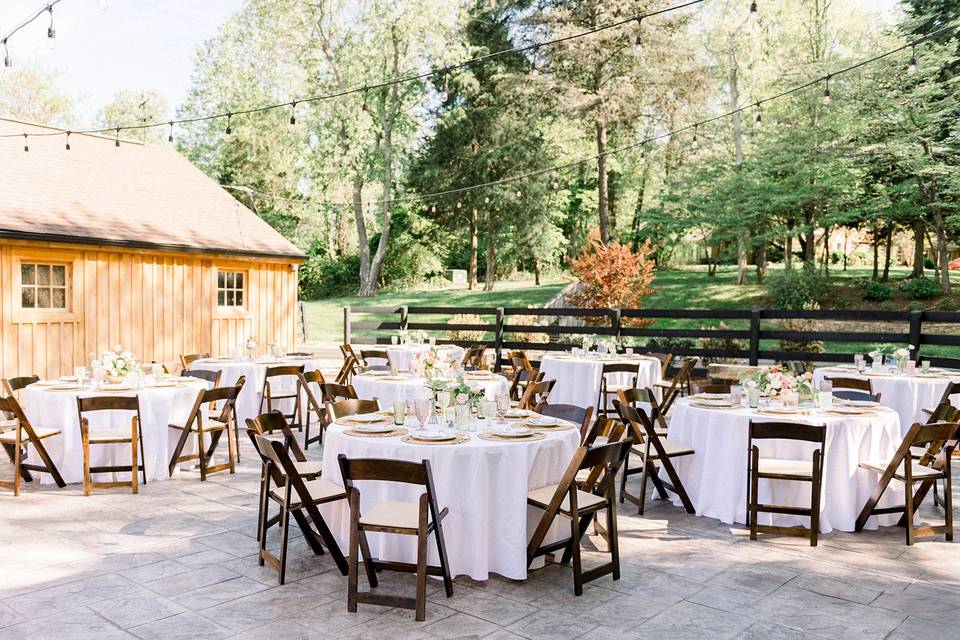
(654, 357), (697, 414)
(526, 440), (631, 595)
(462, 345), (486, 371)
(300, 370), (327, 449)
(286, 351), (315, 357)
(614, 399), (695, 515)
(518, 378), (555, 411)
(321, 382), (358, 403)
(746, 420), (826, 546)
(508, 353), (538, 401)
(335, 355), (359, 386)
(259, 364), (305, 430)
(328, 399), (381, 421)
(0, 394), (65, 494)
(922, 382), (960, 419)
(2, 375), (39, 399)
(179, 352), (211, 372)
(539, 404), (594, 443)
(359, 349), (391, 369)
(248, 432), (347, 583)
(340, 343), (359, 362)
(247, 412), (323, 541)
(646, 352), (673, 380)
(855, 420), (959, 545)
(167, 376), (243, 480)
(338, 454), (454, 621)
(597, 362), (639, 418)
(699, 382), (732, 394)
(76, 395), (145, 496)
(182, 368), (221, 386)
(617, 387), (670, 437)
(916, 403), (960, 509)
(825, 377), (881, 402)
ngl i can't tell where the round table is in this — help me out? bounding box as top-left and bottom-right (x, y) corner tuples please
(24, 378), (208, 484)
(384, 344), (466, 372)
(319, 418), (580, 580)
(813, 365), (960, 434)
(539, 353), (662, 410)
(665, 397), (904, 533)
(352, 372), (509, 407)
(189, 355), (322, 425)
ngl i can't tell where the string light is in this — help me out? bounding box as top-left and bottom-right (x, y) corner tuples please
(821, 75), (831, 105)
(484, 196), (490, 204)
(907, 45), (917, 74)
(530, 47), (539, 76)
(692, 124), (699, 148)
(23, 133), (28, 152)
(361, 87), (369, 113)
(115, 128), (120, 148)
(750, 1), (758, 15)
(430, 204), (436, 213)
(167, 121), (174, 144)
(65, 131), (70, 150)
(46, 6), (56, 50)
(634, 18), (643, 50)
(456, 201), (462, 209)
(440, 70), (449, 103)
(225, 113), (233, 135)
(289, 101), (297, 125)
(754, 102), (762, 128)
(2, 39), (10, 68)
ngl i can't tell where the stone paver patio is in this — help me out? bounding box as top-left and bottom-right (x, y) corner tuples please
(1, 436), (958, 640)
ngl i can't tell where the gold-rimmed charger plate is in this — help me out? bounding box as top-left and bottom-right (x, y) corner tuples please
(343, 427), (408, 438)
(401, 433), (469, 445)
(477, 431), (546, 442)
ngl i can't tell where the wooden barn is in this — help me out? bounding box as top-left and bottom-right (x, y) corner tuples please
(0, 118), (305, 379)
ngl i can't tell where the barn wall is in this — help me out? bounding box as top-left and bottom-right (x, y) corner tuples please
(0, 239), (300, 379)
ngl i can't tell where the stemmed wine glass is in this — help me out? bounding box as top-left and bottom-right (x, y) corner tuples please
(436, 390), (451, 424)
(495, 393), (510, 426)
(414, 398), (432, 431)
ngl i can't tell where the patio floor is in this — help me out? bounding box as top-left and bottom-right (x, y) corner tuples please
(1, 438), (958, 640)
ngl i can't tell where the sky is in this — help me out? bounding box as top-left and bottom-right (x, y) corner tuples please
(0, 0), (905, 128)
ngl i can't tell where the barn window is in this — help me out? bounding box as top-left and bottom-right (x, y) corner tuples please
(217, 270), (245, 307)
(20, 263), (67, 309)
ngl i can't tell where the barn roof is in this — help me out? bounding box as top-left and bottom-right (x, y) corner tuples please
(0, 118), (305, 261)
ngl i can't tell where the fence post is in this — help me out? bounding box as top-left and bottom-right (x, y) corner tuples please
(749, 308), (761, 366)
(400, 305), (409, 332)
(343, 306), (351, 345)
(494, 307), (505, 372)
(297, 300), (308, 344)
(612, 309), (622, 341)
(909, 309), (922, 360)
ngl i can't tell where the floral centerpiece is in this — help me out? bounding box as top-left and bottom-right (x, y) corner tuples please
(448, 377), (486, 408)
(97, 345), (139, 383)
(245, 336), (258, 359)
(740, 365), (814, 400)
(893, 345), (914, 371)
(396, 328), (409, 345)
(415, 329), (427, 345)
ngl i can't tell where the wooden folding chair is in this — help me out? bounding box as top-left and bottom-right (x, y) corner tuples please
(340, 343), (359, 362)
(614, 399), (695, 515)
(335, 355), (359, 386)
(181, 368), (221, 386)
(855, 421), (959, 545)
(746, 420), (826, 546)
(0, 394), (65, 494)
(2, 375), (39, 399)
(916, 403), (960, 509)
(301, 370), (327, 449)
(539, 404), (594, 443)
(247, 412), (323, 541)
(518, 378), (555, 411)
(508, 353), (539, 401)
(259, 364), (305, 430)
(526, 440), (631, 595)
(597, 362), (639, 418)
(825, 377), (881, 402)
(179, 352), (211, 372)
(167, 377), (243, 480)
(359, 349), (391, 369)
(249, 432), (347, 583)
(462, 345), (486, 370)
(321, 382), (358, 404)
(646, 352), (673, 379)
(76, 395), (145, 496)
(654, 357), (696, 414)
(922, 382), (960, 419)
(617, 387), (670, 437)
(338, 454), (454, 621)
(699, 382), (732, 394)
(328, 399), (381, 421)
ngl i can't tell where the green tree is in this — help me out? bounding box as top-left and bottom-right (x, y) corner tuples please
(97, 90), (170, 143)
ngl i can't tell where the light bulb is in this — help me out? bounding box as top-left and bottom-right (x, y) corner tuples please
(907, 46), (917, 74)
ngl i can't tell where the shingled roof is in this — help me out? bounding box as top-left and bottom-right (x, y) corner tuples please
(0, 118), (304, 260)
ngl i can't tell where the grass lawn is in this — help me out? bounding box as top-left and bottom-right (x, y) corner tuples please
(302, 276), (571, 342)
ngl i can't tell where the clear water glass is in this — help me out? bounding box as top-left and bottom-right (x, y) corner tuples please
(730, 385), (742, 404)
(922, 360), (931, 373)
(495, 393), (510, 424)
(391, 335), (398, 345)
(393, 400), (406, 426)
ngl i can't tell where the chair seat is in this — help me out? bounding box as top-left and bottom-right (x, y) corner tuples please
(909, 446), (929, 459)
(0, 426), (60, 443)
(270, 477), (344, 507)
(527, 484), (607, 514)
(169, 418), (227, 432)
(628, 438), (694, 463)
(359, 500), (426, 530)
(860, 459), (943, 480)
(293, 460), (323, 477)
(88, 430), (136, 444)
(757, 457), (813, 478)
(267, 388), (298, 398)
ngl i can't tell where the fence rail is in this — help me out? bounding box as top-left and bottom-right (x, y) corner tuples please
(342, 305), (960, 370)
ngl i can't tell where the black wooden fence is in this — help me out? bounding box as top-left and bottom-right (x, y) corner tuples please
(343, 306), (960, 370)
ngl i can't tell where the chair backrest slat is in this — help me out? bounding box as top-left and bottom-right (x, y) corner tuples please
(321, 382), (358, 403)
(328, 399), (380, 420)
(338, 455), (430, 485)
(748, 420), (826, 444)
(825, 376), (873, 393)
(182, 369), (221, 386)
(265, 365), (305, 378)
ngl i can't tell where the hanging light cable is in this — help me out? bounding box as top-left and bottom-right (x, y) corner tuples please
(530, 47), (539, 76)
(225, 112), (233, 135)
(114, 128), (120, 148)
(2, 39), (11, 68)
(750, 1), (758, 15)
(361, 86), (369, 113)
(167, 121), (174, 144)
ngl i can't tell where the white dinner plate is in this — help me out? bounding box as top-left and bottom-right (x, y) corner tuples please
(349, 413), (385, 423)
(409, 430), (457, 441)
(527, 416), (558, 427)
(505, 409), (531, 419)
(353, 423), (396, 433)
(32, 380), (58, 387)
(59, 376), (79, 382)
(838, 399), (880, 407)
(493, 426), (533, 438)
(150, 380), (178, 388)
(50, 383), (81, 391)
(99, 384), (133, 391)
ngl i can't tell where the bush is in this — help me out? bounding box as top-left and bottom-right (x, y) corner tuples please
(908, 301), (925, 311)
(644, 337), (695, 353)
(862, 281), (893, 302)
(504, 313), (550, 344)
(766, 268), (826, 310)
(698, 322), (747, 364)
(444, 314), (487, 343)
(937, 297), (958, 311)
(777, 302), (825, 354)
(924, 257), (936, 270)
(299, 254), (360, 298)
(569, 229), (656, 326)
(903, 277), (941, 300)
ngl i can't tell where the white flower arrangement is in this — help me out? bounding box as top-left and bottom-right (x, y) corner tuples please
(740, 365), (814, 398)
(99, 344), (139, 378)
(245, 336), (258, 350)
(893, 345), (914, 358)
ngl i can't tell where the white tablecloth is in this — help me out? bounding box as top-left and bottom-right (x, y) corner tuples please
(24, 380), (207, 484)
(813, 366), (960, 434)
(352, 373), (509, 407)
(319, 419), (580, 580)
(539, 354), (662, 410)
(665, 398), (904, 533)
(383, 344), (466, 372)
(190, 356), (322, 425)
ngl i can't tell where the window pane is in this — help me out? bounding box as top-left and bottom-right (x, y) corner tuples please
(218, 291), (225, 306)
(52, 287), (66, 308)
(37, 288), (51, 308)
(235, 290), (243, 306)
(225, 272), (234, 288)
(21, 264), (35, 285)
(235, 273), (244, 289)
(52, 265), (66, 286)
(218, 271), (225, 288)
(37, 265), (50, 286)
(21, 287), (35, 308)
(225, 290), (234, 306)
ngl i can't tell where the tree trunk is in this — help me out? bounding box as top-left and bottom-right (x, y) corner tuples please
(727, 35), (748, 286)
(784, 224), (793, 270)
(596, 119), (610, 243)
(534, 259), (541, 286)
(881, 226), (893, 282)
(352, 177), (371, 292)
(803, 208), (816, 267)
(755, 222), (767, 283)
(933, 206), (951, 294)
(822, 226), (830, 276)
(872, 225), (879, 281)
(912, 220), (925, 277)
(483, 234), (496, 292)
(631, 160), (649, 251)
(468, 208), (478, 290)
